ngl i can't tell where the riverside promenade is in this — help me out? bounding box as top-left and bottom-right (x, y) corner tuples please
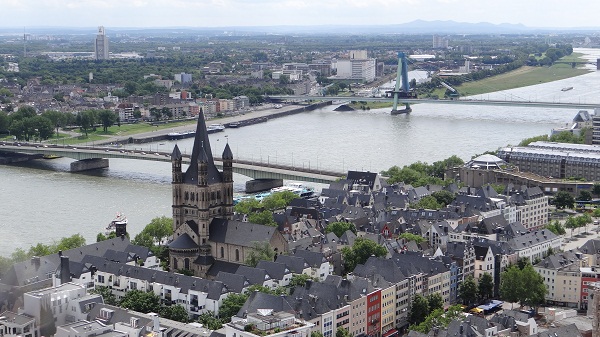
(90, 101), (331, 146)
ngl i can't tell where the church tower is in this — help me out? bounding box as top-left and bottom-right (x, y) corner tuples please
(168, 110), (234, 276)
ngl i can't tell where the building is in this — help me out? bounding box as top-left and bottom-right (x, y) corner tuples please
(498, 142), (600, 182)
(333, 58), (376, 82)
(174, 73), (192, 84)
(94, 26), (109, 60)
(433, 35), (449, 49)
(593, 109), (600, 145)
(168, 111), (287, 277)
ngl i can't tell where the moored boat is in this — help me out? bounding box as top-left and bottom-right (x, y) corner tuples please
(105, 212), (127, 235)
(561, 87), (574, 92)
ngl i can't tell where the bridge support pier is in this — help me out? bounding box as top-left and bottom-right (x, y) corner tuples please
(245, 178), (283, 193)
(70, 158), (109, 172)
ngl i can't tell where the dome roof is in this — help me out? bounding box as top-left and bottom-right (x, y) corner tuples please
(466, 154), (506, 170)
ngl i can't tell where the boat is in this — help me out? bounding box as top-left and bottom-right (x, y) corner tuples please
(271, 182), (316, 199)
(227, 122), (241, 128)
(208, 124), (225, 131)
(561, 87), (574, 92)
(167, 130), (195, 140)
(105, 212), (127, 235)
(43, 154), (61, 159)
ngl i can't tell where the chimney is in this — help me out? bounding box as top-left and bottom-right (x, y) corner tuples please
(148, 313), (160, 332)
(60, 255), (71, 284)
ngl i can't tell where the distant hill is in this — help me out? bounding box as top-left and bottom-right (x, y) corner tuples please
(2, 20), (599, 36)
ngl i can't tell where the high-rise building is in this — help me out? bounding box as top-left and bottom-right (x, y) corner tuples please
(433, 35), (449, 49)
(94, 26), (109, 60)
(593, 109), (600, 145)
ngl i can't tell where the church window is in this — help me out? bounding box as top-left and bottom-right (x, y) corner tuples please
(221, 247), (224, 258)
(235, 249), (240, 261)
(173, 258), (178, 270)
(185, 192), (189, 200)
(184, 258), (190, 270)
(191, 193), (194, 201)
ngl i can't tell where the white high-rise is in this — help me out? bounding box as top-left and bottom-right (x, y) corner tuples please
(94, 26), (109, 60)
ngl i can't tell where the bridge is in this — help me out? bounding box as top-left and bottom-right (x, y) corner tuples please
(267, 96), (600, 110)
(0, 143), (343, 184)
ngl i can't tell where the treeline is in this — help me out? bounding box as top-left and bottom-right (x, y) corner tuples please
(526, 43), (574, 66)
(380, 155), (464, 187)
(0, 234), (86, 278)
(0, 107), (119, 140)
(518, 130), (589, 146)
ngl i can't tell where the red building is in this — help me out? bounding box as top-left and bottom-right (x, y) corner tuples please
(581, 267), (600, 310)
(366, 289), (381, 337)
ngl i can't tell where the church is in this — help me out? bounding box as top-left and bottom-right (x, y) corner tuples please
(168, 112), (287, 278)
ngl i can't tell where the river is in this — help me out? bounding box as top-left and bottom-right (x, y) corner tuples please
(1, 48), (599, 257)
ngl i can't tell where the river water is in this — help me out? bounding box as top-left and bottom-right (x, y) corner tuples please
(2, 48), (600, 257)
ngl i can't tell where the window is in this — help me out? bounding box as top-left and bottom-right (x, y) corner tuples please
(221, 247), (225, 258)
(235, 249), (240, 261)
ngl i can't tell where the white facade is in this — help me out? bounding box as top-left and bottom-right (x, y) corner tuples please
(333, 58), (376, 82)
(516, 195), (549, 230)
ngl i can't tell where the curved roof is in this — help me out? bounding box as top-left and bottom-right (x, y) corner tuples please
(466, 154), (506, 170)
(168, 233), (198, 250)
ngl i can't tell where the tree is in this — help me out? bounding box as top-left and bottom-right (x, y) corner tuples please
(592, 183), (600, 197)
(56, 234), (86, 251)
(234, 198), (262, 215)
(219, 293), (249, 321)
(478, 272), (494, 301)
(341, 237), (388, 273)
(311, 332), (324, 337)
(97, 109), (117, 133)
(78, 110), (97, 137)
(565, 216), (579, 238)
(577, 213), (592, 234)
(427, 293), (443, 311)
(399, 233), (425, 244)
(411, 195), (442, 210)
(458, 275), (478, 305)
(578, 190), (593, 202)
(0, 111), (9, 133)
(90, 286), (117, 305)
(431, 190), (455, 207)
(288, 274), (316, 288)
(409, 294), (429, 325)
(554, 191), (575, 209)
(325, 221), (357, 238)
(245, 241), (276, 267)
(248, 210), (276, 227)
(545, 220), (566, 235)
(119, 290), (161, 313)
(500, 265), (522, 307)
(144, 216), (173, 245)
(198, 311), (223, 330)
(520, 264), (547, 312)
(336, 328), (351, 337)
(410, 304), (464, 333)
(160, 304), (189, 323)
(261, 191), (297, 211)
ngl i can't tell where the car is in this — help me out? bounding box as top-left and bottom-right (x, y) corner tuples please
(72, 147), (77, 150)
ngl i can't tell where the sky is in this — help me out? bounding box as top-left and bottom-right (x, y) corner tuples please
(0, 0), (599, 29)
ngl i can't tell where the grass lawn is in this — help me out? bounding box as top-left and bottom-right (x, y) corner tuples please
(60, 134), (109, 145)
(92, 120), (196, 137)
(431, 53), (591, 98)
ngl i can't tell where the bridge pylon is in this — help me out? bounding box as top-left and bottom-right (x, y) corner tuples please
(389, 52), (415, 115)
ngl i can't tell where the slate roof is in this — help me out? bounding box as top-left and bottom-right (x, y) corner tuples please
(255, 261), (291, 281)
(535, 251), (582, 270)
(276, 255), (308, 274)
(347, 171), (378, 190)
(507, 229), (559, 252)
(206, 260), (243, 278)
(353, 257), (406, 284)
(292, 250), (326, 268)
(391, 252), (449, 276)
(171, 144), (182, 160)
(169, 233), (199, 250)
(82, 256), (228, 300)
(530, 324), (581, 337)
(235, 265), (271, 286)
(578, 239), (600, 255)
(215, 272), (250, 293)
(182, 111), (223, 185)
(209, 218), (279, 248)
(235, 291), (295, 319)
(222, 143), (233, 160)
(2, 236), (143, 286)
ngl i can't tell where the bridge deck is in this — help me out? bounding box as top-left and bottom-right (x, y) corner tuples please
(0, 143), (343, 183)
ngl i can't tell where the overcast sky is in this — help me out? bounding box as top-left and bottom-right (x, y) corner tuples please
(0, 0), (597, 29)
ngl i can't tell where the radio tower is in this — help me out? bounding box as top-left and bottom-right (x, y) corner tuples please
(23, 27), (27, 58)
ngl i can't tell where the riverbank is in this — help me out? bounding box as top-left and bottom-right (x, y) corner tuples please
(84, 101), (332, 146)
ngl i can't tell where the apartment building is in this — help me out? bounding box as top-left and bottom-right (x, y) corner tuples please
(534, 252), (585, 309)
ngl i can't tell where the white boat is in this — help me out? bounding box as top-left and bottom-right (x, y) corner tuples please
(271, 182), (315, 199)
(105, 212), (127, 235)
(208, 124), (225, 130)
(561, 87), (573, 92)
